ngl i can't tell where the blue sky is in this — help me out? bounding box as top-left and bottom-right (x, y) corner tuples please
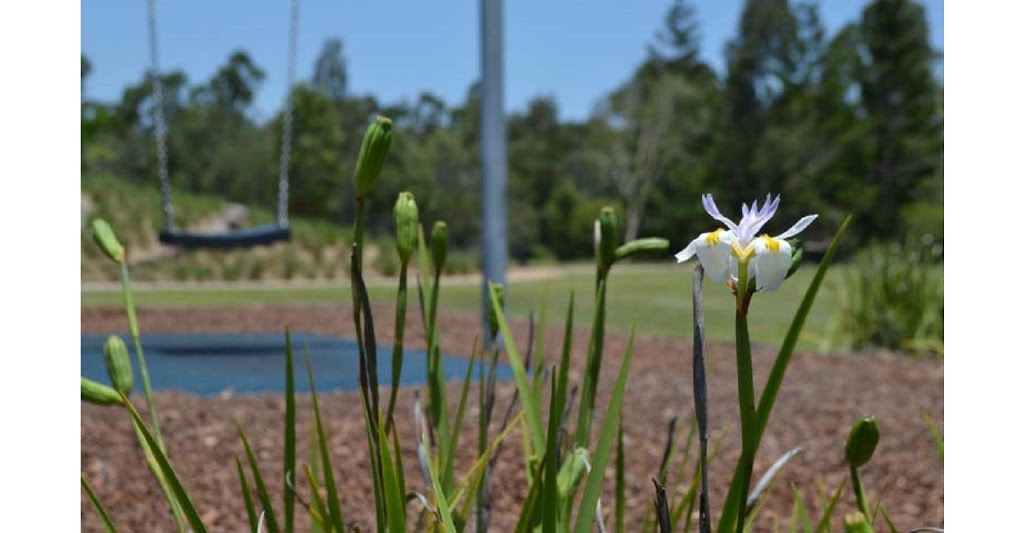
(82, 0), (943, 123)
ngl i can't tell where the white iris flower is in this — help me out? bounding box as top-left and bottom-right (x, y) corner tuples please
(675, 194), (817, 291)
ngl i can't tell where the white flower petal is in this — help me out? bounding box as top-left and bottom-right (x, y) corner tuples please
(775, 214), (818, 240)
(696, 239), (732, 282)
(674, 238), (699, 263)
(752, 237), (793, 291)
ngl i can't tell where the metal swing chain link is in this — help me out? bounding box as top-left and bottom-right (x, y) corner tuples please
(276, 0), (299, 227)
(147, 0), (175, 231)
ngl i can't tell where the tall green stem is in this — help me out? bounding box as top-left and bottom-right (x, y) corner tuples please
(850, 466), (871, 523)
(120, 261), (163, 449)
(384, 262), (409, 433)
(723, 259), (757, 533)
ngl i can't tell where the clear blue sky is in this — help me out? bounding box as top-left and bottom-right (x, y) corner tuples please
(81, 0), (943, 123)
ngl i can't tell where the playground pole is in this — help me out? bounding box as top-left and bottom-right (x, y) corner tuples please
(480, 0), (508, 339)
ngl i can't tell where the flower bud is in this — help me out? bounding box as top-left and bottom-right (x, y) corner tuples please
(81, 377), (124, 406)
(785, 238), (804, 280)
(596, 207), (618, 272)
(430, 221), (449, 274)
(487, 283), (505, 337)
(614, 238), (670, 262)
(353, 116), (393, 197)
(91, 219), (125, 264)
(103, 335), (134, 396)
(845, 416), (881, 468)
(393, 192), (419, 265)
(843, 512), (874, 533)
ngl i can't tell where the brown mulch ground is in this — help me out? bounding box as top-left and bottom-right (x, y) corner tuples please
(81, 303), (943, 532)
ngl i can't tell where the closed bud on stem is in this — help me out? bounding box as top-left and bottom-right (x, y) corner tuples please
(103, 335), (134, 396)
(354, 116), (393, 197)
(91, 219), (125, 264)
(430, 221), (448, 274)
(487, 284), (505, 337)
(393, 191), (419, 265)
(81, 377), (124, 406)
(785, 238), (805, 280)
(597, 207), (619, 273)
(614, 238), (670, 262)
(843, 512), (874, 533)
(845, 416), (881, 468)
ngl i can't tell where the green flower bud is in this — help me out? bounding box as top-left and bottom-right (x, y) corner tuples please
(353, 116), (393, 197)
(487, 283), (505, 337)
(91, 219), (125, 264)
(845, 416), (881, 468)
(785, 238), (805, 280)
(843, 512), (874, 533)
(596, 207), (618, 272)
(81, 377), (123, 406)
(393, 192), (419, 265)
(103, 335), (133, 396)
(614, 237), (670, 262)
(430, 221), (449, 274)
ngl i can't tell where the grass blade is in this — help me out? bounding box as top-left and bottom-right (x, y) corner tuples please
(813, 481), (846, 533)
(616, 422), (626, 533)
(307, 358), (347, 533)
(378, 423), (407, 533)
(284, 330), (296, 533)
(420, 440), (458, 532)
(122, 396), (207, 533)
(236, 456), (259, 532)
(489, 282), (546, 454)
(922, 412), (943, 461)
(303, 465), (329, 532)
(574, 321), (636, 533)
(82, 476), (118, 533)
(238, 423), (280, 533)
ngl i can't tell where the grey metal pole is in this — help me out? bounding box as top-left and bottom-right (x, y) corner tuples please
(480, 0), (508, 338)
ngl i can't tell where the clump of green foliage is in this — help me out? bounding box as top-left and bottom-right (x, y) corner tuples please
(839, 236), (944, 356)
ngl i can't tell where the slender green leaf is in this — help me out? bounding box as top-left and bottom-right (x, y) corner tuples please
(542, 368), (566, 533)
(878, 505), (897, 533)
(378, 423), (407, 533)
(284, 330), (296, 533)
(238, 424), (280, 533)
(489, 282), (546, 454)
(122, 396), (207, 533)
(443, 338), (478, 489)
(574, 322), (636, 533)
(82, 476), (118, 533)
(303, 465), (329, 532)
(236, 457), (259, 533)
(616, 422), (626, 533)
(922, 412), (943, 460)
(307, 358), (347, 533)
(421, 441), (458, 532)
(814, 481), (846, 533)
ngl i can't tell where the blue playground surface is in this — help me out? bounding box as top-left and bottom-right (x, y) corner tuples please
(81, 332), (512, 397)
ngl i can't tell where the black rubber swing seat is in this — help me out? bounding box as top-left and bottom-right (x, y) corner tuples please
(158, 224), (292, 249)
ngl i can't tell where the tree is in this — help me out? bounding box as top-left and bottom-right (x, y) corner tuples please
(313, 38), (348, 101)
(857, 0), (942, 239)
(191, 51), (266, 112)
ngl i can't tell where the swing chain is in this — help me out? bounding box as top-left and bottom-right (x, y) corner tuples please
(147, 0), (175, 231)
(277, 0), (299, 227)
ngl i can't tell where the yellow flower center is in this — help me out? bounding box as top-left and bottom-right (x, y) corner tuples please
(762, 235), (781, 253)
(705, 228), (724, 245)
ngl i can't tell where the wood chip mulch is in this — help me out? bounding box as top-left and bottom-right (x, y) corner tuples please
(82, 303), (943, 531)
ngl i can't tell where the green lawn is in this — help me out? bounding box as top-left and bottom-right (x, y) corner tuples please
(82, 262), (848, 352)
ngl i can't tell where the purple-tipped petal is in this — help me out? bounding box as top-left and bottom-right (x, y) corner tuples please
(701, 194), (738, 232)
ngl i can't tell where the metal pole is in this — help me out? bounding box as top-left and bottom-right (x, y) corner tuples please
(480, 0), (508, 338)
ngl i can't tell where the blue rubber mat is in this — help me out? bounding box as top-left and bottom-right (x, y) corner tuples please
(81, 332), (512, 397)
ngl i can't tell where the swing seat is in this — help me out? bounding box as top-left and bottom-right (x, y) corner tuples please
(159, 224), (291, 249)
